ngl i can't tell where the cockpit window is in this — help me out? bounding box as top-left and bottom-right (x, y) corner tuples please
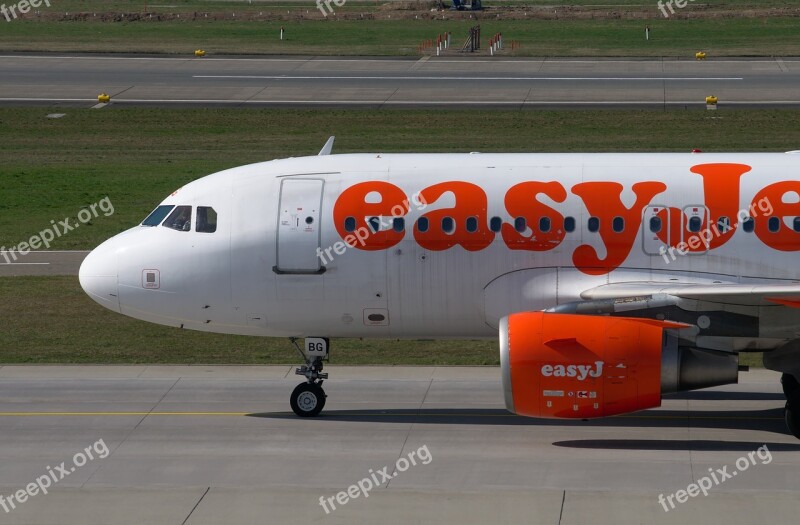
(162, 205), (193, 232)
(142, 205), (175, 227)
(196, 206), (218, 233)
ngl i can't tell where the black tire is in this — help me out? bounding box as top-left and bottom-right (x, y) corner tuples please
(781, 373), (800, 398)
(785, 401), (800, 440)
(290, 383), (326, 417)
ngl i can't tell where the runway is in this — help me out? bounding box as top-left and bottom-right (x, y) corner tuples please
(0, 251), (87, 276)
(0, 54), (799, 108)
(0, 365), (797, 524)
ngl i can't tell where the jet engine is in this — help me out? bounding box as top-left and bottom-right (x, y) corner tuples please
(499, 312), (739, 418)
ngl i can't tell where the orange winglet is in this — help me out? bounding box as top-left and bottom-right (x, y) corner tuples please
(767, 297), (800, 308)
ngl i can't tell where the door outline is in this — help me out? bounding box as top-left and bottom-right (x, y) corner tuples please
(273, 178), (326, 275)
(642, 204), (670, 256)
(642, 204), (710, 256)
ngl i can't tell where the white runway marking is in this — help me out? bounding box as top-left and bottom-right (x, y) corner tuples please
(194, 75), (745, 81)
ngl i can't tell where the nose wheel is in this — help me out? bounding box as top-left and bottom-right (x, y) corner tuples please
(289, 337), (330, 418)
(290, 382), (326, 417)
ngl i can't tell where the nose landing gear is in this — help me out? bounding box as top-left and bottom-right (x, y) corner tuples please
(289, 337), (329, 418)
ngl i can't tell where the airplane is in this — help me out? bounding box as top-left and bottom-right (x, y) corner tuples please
(79, 138), (800, 439)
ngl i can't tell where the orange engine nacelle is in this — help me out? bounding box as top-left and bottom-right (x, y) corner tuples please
(499, 312), (681, 419)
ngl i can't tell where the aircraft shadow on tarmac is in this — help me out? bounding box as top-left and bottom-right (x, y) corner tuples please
(667, 391), (786, 401)
(249, 407), (795, 442)
(551, 439), (800, 452)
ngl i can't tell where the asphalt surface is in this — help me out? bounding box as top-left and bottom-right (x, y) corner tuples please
(0, 251), (88, 276)
(0, 365), (796, 524)
(0, 54), (798, 108)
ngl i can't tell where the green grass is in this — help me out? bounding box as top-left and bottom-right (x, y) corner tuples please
(0, 106), (791, 364)
(31, 0), (800, 10)
(2, 9), (800, 56)
(1, 18), (797, 57)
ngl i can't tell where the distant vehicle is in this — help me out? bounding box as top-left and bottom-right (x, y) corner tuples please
(80, 140), (800, 438)
(450, 0), (482, 10)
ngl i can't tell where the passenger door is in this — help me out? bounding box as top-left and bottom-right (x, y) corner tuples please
(275, 178), (325, 274)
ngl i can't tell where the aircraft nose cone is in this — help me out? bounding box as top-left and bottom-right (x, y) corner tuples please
(79, 244), (120, 313)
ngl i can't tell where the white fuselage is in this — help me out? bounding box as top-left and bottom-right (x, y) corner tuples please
(79, 152), (800, 346)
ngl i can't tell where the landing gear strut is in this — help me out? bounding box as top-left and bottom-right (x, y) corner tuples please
(289, 337), (329, 417)
(782, 373), (800, 439)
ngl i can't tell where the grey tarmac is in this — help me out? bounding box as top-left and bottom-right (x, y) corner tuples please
(1, 54), (799, 108)
(0, 365), (796, 524)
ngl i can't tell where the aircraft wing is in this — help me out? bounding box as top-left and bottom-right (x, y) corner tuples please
(580, 282), (800, 307)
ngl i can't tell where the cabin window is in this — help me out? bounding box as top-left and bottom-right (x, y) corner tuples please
(514, 217), (526, 233)
(794, 217), (800, 232)
(489, 216), (503, 233)
(539, 217), (551, 233)
(612, 216), (624, 233)
(344, 217), (356, 232)
(688, 216), (702, 233)
(162, 206), (193, 232)
(588, 217), (600, 233)
(564, 216), (576, 233)
(393, 217), (405, 232)
(649, 217), (662, 233)
(142, 205), (174, 227)
(196, 206), (218, 233)
(442, 217), (455, 234)
(417, 217), (429, 233)
(717, 217), (731, 233)
(768, 217), (781, 233)
(742, 217), (755, 232)
(367, 216), (380, 233)
(466, 216), (478, 233)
